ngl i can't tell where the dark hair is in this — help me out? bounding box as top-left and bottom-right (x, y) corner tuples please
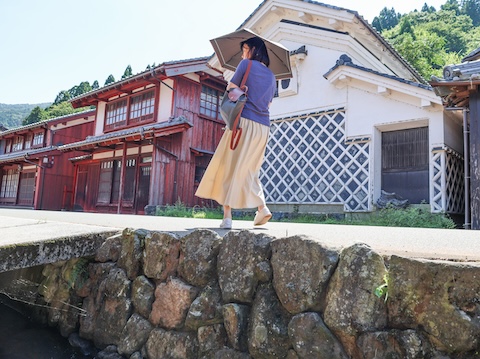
(240, 37), (270, 67)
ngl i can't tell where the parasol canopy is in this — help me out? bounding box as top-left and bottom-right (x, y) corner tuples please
(210, 28), (292, 80)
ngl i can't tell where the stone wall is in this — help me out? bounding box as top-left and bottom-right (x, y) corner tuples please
(36, 228), (480, 359)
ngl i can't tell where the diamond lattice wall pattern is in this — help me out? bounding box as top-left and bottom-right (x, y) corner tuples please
(261, 109), (371, 212)
(432, 148), (464, 214)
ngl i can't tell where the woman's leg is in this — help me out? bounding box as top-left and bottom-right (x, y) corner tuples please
(220, 205), (233, 229)
(223, 205), (232, 219)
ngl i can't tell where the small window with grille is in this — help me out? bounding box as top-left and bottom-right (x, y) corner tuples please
(32, 132), (44, 147)
(105, 99), (127, 130)
(200, 85), (221, 120)
(130, 90), (155, 124)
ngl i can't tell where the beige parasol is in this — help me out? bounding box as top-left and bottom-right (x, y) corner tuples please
(210, 28), (292, 80)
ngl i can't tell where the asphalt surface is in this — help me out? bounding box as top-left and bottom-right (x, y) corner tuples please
(0, 208), (479, 262)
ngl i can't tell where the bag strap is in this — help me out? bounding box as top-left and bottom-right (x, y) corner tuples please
(230, 60), (252, 150)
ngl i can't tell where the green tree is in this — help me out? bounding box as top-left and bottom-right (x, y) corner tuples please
(104, 74), (115, 86)
(145, 63), (156, 70)
(372, 7), (401, 31)
(53, 90), (71, 105)
(44, 102), (78, 119)
(92, 80), (99, 90)
(382, 5), (478, 79)
(441, 0), (461, 14)
(464, 25), (480, 55)
(69, 81), (92, 98)
(421, 10), (472, 53)
(121, 65), (133, 79)
(384, 22), (446, 78)
(22, 106), (45, 125)
(462, 0), (480, 25)
(421, 3), (436, 12)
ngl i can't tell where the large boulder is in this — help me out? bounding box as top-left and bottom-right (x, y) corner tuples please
(217, 231), (272, 304)
(271, 236), (339, 314)
(178, 229), (223, 287)
(288, 312), (348, 359)
(185, 282), (224, 330)
(223, 303), (250, 352)
(324, 243), (388, 359)
(79, 262), (116, 340)
(92, 267), (133, 348)
(117, 313), (152, 356)
(388, 255), (480, 354)
(95, 232), (122, 263)
(144, 328), (198, 359)
(357, 329), (430, 359)
(214, 348), (251, 358)
(117, 228), (147, 280)
(131, 275), (155, 319)
(149, 277), (199, 329)
(197, 324), (228, 358)
(248, 283), (291, 358)
(143, 231), (181, 281)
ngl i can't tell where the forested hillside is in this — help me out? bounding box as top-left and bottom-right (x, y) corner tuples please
(0, 103), (50, 129)
(373, 0), (480, 80)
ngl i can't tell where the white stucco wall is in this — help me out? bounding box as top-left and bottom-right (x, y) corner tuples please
(443, 110), (464, 154)
(94, 102), (106, 136)
(158, 79), (174, 122)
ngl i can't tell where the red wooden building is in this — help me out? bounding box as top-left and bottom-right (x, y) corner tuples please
(0, 109), (95, 210)
(61, 57), (226, 214)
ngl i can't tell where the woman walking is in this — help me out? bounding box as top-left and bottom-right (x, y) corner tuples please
(195, 36), (276, 229)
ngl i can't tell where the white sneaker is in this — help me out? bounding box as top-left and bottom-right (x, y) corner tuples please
(220, 218), (232, 229)
(254, 207), (272, 226)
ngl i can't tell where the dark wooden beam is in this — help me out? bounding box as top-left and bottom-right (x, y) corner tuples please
(470, 91), (480, 229)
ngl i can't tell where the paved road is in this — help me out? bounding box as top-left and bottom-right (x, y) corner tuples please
(0, 208), (479, 261)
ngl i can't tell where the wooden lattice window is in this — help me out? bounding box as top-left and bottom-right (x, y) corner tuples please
(32, 132), (44, 147)
(0, 169), (19, 199)
(122, 158), (137, 203)
(4, 139), (12, 153)
(381, 127), (429, 204)
(17, 171), (35, 206)
(24, 133), (33, 150)
(12, 136), (23, 152)
(130, 91), (155, 124)
(97, 160), (122, 204)
(105, 99), (127, 130)
(200, 85), (221, 120)
(382, 127), (428, 170)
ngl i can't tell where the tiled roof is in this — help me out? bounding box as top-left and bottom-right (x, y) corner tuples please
(69, 57), (210, 103)
(58, 116), (192, 151)
(324, 54), (432, 91)
(0, 146), (57, 164)
(463, 47), (480, 62)
(0, 108), (95, 137)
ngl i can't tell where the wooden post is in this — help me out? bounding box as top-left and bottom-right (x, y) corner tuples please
(117, 142), (127, 214)
(470, 91), (480, 229)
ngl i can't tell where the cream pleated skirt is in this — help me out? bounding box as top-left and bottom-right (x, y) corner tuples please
(195, 117), (270, 209)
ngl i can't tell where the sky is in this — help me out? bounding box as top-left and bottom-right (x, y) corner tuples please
(0, 0), (447, 105)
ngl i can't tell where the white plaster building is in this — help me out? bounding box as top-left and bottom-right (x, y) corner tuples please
(211, 0), (464, 215)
